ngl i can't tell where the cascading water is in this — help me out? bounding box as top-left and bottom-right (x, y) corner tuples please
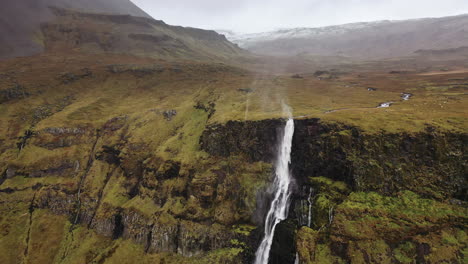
(307, 187), (314, 228)
(254, 117), (295, 264)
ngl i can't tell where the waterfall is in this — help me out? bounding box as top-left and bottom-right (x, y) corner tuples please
(254, 117), (295, 264)
(307, 187), (314, 227)
(294, 252), (300, 264)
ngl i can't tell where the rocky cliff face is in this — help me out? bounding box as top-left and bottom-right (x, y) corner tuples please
(201, 118), (467, 264)
(0, 112), (466, 263)
(0, 51), (466, 263)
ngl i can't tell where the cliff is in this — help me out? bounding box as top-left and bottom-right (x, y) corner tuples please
(0, 51), (466, 263)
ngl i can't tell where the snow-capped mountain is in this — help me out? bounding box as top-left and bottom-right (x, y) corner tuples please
(221, 20), (393, 46)
(217, 14), (468, 59)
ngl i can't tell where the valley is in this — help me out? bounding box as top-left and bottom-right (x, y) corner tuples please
(0, 1), (466, 264)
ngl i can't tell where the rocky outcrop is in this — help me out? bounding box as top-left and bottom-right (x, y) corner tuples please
(292, 119), (467, 200)
(200, 118), (467, 263)
(202, 118), (466, 200)
(200, 119), (285, 162)
(0, 84), (29, 103)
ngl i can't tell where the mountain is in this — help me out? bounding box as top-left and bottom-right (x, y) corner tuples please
(0, 0), (152, 59)
(39, 7), (244, 61)
(0, 0), (243, 61)
(220, 14), (468, 59)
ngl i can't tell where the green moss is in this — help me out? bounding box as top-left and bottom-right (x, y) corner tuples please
(189, 247), (243, 264)
(25, 210), (67, 264)
(232, 224), (256, 236)
(296, 227), (345, 264)
(1, 47), (467, 263)
(54, 223), (114, 264)
(308, 177), (349, 229)
(333, 191), (466, 241)
(101, 174), (130, 207)
(0, 191), (33, 263)
(348, 240), (392, 264)
(441, 230), (460, 246)
(393, 242), (416, 264)
(315, 244), (345, 264)
(161, 197), (187, 217)
(296, 227), (319, 263)
(123, 196), (160, 217)
(412, 228), (466, 263)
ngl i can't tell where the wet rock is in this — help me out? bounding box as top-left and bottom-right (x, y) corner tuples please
(96, 146), (121, 165)
(269, 219), (297, 264)
(416, 243), (431, 263)
(103, 116), (128, 132)
(129, 33), (171, 43)
(449, 199), (463, 206)
(59, 68), (92, 84)
(291, 74), (303, 79)
(6, 167), (16, 179)
(194, 101), (216, 119)
(147, 219), (179, 253)
(43, 127), (86, 135)
(389, 70), (409, 74)
(189, 171), (217, 206)
(177, 221), (231, 257)
(294, 119), (467, 198)
(17, 129), (35, 150)
(170, 68), (183, 73)
(314, 70), (330, 77)
(121, 208), (153, 246)
(200, 119), (284, 162)
(107, 64), (165, 76)
(29, 96), (74, 125)
(163, 110), (177, 121)
(35, 187), (76, 216)
(201, 118), (466, 200)
(76, 195), (99, 225)
(238, 88), (253, 93)
(314, 70), (341, 80)
(0, 84), (29, 103)
(33, 126), (92, 150)
(291, 186), (316, 227)
(0, 187), (16, 194)
(92, 209), (121, 238)
(29, 161), (76, 177)
(156, 160), (181, 180)
(402, 93), (413, 100)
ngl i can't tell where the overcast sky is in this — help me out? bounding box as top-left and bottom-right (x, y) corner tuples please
(130, 0), (468, 33)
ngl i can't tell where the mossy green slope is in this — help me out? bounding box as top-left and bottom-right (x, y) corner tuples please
(0, 51), (466, 263)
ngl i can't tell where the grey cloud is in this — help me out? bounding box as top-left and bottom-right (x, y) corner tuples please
(131, 0), (468, 33)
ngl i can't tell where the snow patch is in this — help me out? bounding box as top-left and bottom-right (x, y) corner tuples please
(378, 102), (393, 108)
(402, 93), (413, 100)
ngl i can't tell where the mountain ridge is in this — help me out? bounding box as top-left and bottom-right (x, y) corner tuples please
(217, 14), (468, 59)
(0, 0), (244, 61)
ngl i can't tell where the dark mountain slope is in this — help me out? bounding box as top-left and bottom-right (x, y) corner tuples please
(37, 7), (244, 61)
(0, 0), (149, 58)
(0, 1), (244, 61)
